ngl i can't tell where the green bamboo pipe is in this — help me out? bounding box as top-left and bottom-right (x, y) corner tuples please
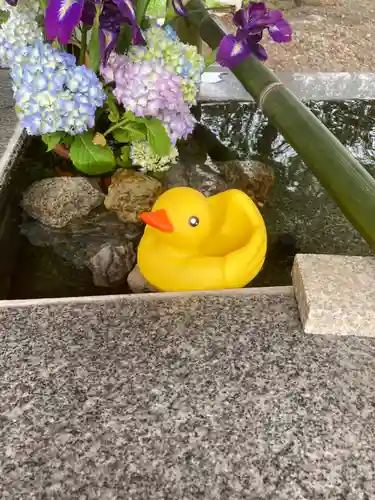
(187, 0), (375, 251)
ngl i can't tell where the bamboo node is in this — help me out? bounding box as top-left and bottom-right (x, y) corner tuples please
(258, 82), (285, 110)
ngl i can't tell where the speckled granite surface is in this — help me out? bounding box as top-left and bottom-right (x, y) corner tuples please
(0, 70), (20, 158)
(1, 290), (375, 499)
(293, 254), (375, 336)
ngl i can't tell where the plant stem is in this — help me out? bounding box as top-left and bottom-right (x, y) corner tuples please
(80, 24), (88, 65)
(104, 118), (130, 137)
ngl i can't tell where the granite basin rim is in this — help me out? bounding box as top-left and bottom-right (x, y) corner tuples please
(0, 285), (294, 309)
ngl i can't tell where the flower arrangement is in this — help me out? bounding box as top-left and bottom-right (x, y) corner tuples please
(0, 0), (292, 175)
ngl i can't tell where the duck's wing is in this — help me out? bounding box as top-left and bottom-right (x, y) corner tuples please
(150, 254), (228, 292)
(223, 224), (267, 288)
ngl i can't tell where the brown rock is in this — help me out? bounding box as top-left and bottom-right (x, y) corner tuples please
(221, 159), (275, 208)
(104, 169), (162, 224)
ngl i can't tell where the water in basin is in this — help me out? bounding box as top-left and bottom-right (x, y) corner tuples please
(6, 99), (375, 298)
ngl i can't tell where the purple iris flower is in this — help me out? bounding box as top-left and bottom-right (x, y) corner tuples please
(4, 0), (17, 5)
(45, 0), (145, 60)
(171, 0), (187, 17)
(217, 2), (292, 69)
(45, 0), (85, 45)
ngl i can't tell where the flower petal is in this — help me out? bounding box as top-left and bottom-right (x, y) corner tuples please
(216, 34), (251, 69)
(99, 28), (118, 64)
(45, 0), (84, 44)
(251, 42), (267, 61)
(172, 0), (187, 16)
(111, 0), (146, 45)
(233, 8), (247, 29)
(268, 19), (292, 43)
(81, 0), (96, 25)
(246, 2), (268, 22)
(265, 9), (284, 25)
(248, 2), (267, 14)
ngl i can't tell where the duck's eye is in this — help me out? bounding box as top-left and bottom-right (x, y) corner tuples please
(189, 216), (200, 227)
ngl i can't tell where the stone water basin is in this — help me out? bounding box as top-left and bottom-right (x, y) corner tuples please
(4, 99), (375, 299)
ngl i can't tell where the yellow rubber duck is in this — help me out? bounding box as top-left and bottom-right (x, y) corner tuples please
(138, 187), (267, 292)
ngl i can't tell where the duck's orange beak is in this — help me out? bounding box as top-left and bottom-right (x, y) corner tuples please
(140, 209), (174, 232)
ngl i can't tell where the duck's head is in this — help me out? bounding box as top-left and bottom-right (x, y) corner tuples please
(140, 187), (212, 250)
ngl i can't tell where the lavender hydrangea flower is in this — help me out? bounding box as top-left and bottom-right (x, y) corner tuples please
(111, 57), (185, 117)
(102, 54), (195, 144)
(12, 41), (106, 135)
(128, 26), (204, 105)
(158, 107), (195, 145)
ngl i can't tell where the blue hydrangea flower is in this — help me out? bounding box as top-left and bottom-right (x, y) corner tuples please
(12, 41), (106, 136)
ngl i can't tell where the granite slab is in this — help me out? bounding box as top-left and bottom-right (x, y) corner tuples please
(1, 289), (375, 499)
(293, 253), (375, 337)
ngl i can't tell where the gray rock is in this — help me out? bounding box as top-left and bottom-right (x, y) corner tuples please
(89, 243), (136, 288)
(163, 158), (275, 207)
(22, 177), (104, 228)
(127, 265), (157, 293)
(104, 169), (162, 223)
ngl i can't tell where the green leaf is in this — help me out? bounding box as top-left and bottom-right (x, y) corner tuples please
(125, 122), (147, 141)
(88, 7), (101, 72)
(117, 24), (131, 54)
(105, 93), (120, 123)
(113, 128), (130, 143)
(145, 118), (171, 157)
(171, 17), (202, 52)
(0, 10), (10, 24)
(205, 48), (218, 69)
(70, 131), (116, 175)
(42, 132), (65, 152)
(165, 0), (177, 23)
(122, 110), (137, 122)
(136, 0), (151, 23)
(112, 121), (147, 142)
(63, 135), (74, 147)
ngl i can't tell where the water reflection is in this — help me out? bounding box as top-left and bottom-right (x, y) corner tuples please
(201, 100), (375, 285)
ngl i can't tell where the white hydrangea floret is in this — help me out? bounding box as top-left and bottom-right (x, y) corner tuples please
(0, 0), (40, 16)
(131, 141), (179, 173)
(0, 9), (42, 67)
